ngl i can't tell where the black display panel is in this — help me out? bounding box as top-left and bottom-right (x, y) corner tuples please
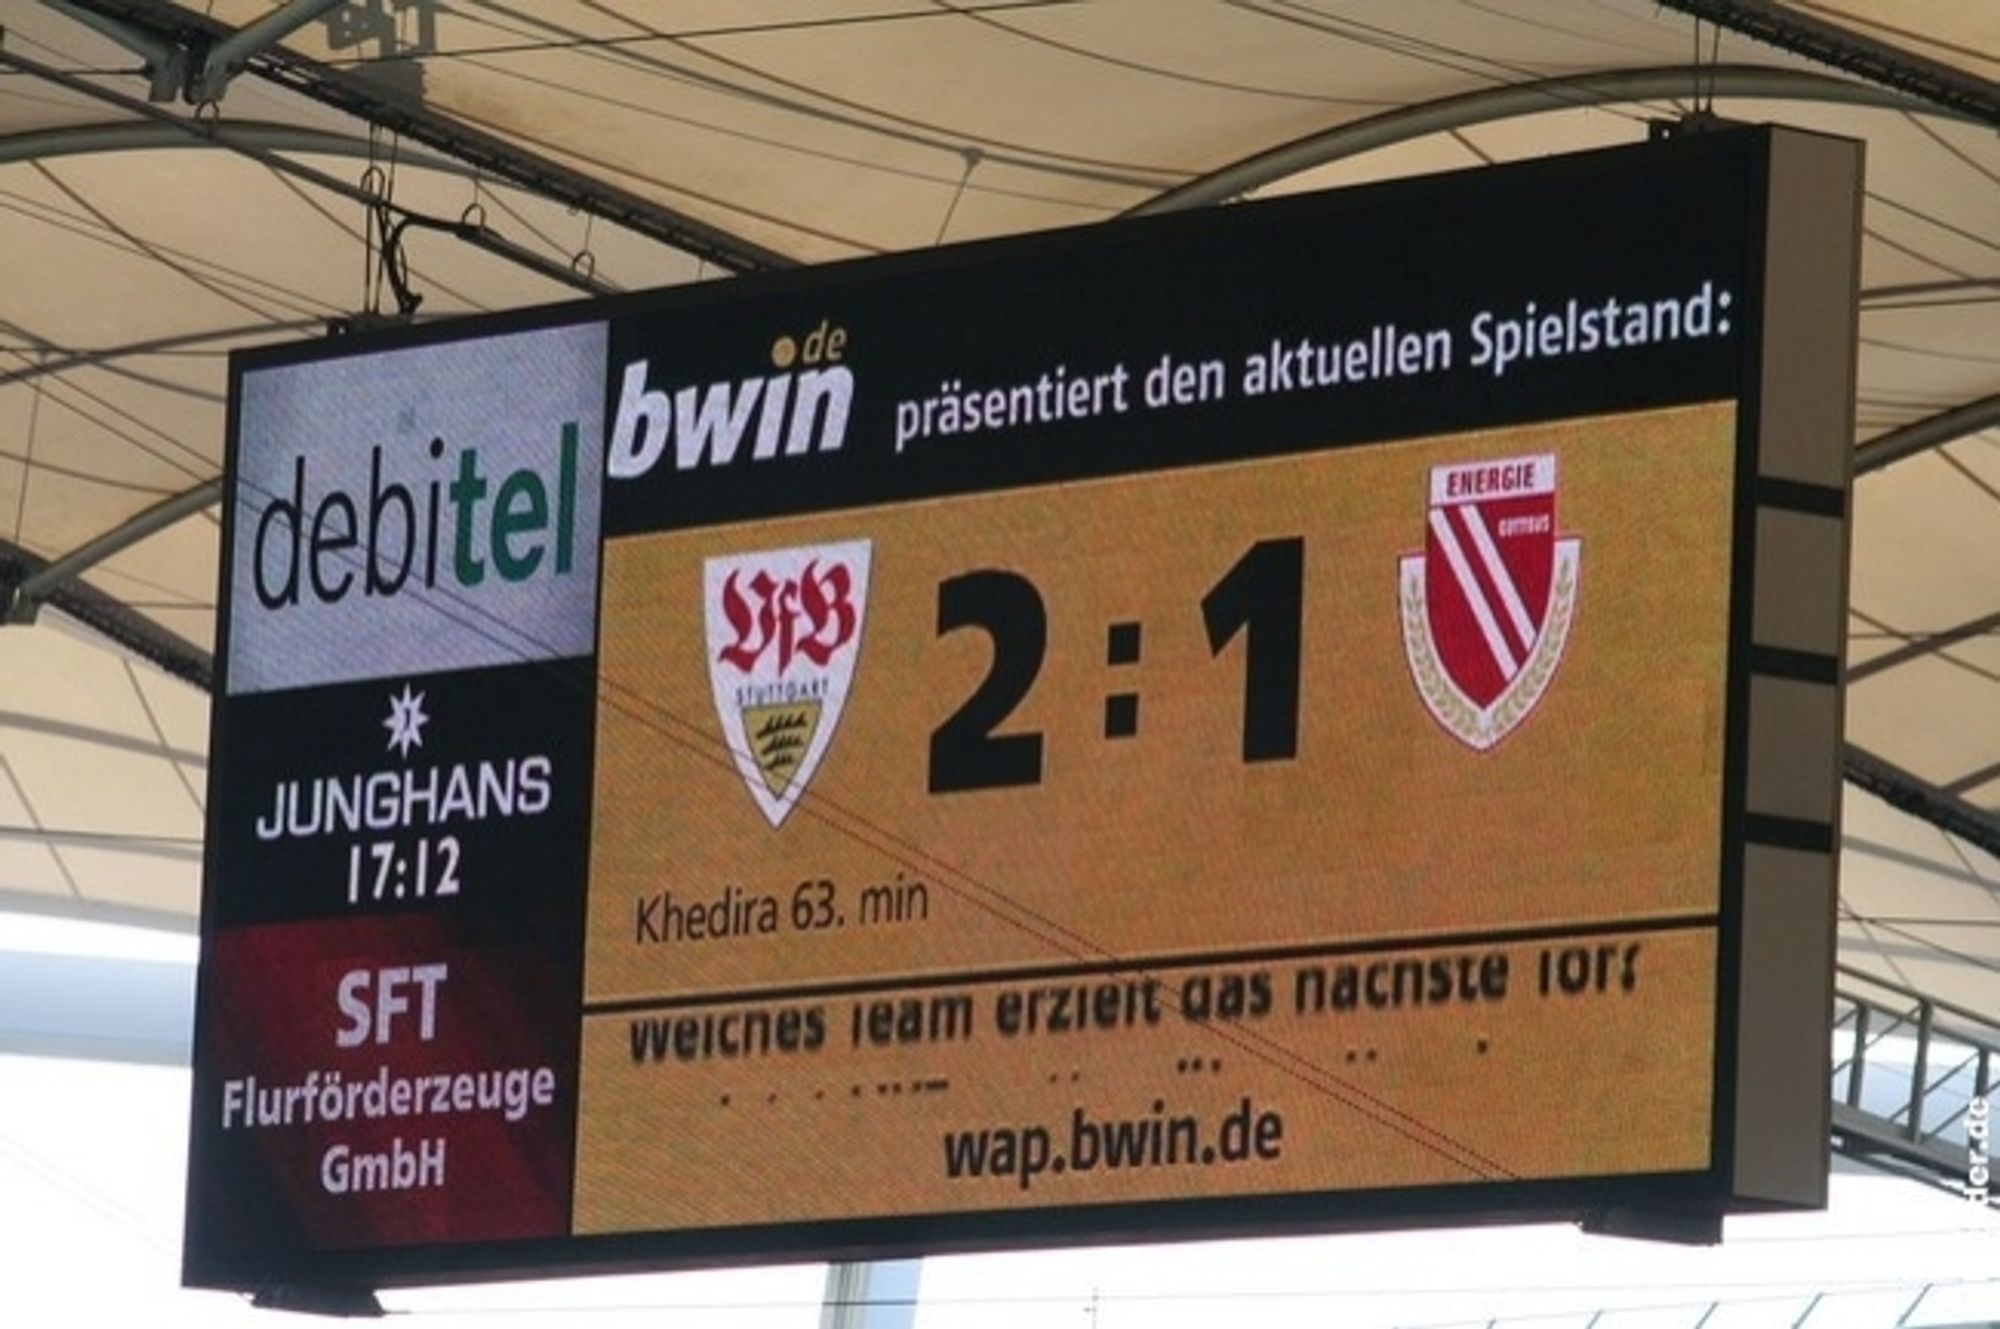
(186, 128), (1856, 1292)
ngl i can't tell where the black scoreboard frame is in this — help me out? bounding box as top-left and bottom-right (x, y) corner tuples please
(185, 125), (1860, 1292)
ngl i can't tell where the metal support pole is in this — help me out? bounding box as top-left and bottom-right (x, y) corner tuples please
(1128, 66), (1967, 217)
(1853, 391), (2000, 476)
(39, 0), (186, 101)
(1846, 1004), (1870, 1108)
(1908, 1000), (1933, 1142)
(189, 0), (345, 103)
(3, 478), (221, 625)
(820, 1260), (920, 1329)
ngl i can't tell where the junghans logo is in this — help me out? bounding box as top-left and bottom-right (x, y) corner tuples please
(608, 319), (853, 479)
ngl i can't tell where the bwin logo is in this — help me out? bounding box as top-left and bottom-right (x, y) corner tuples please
(608, 319), (854, 480)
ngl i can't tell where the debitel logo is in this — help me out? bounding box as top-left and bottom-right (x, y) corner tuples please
(249, 426), (583, 610)
(227, 323), (605, 697)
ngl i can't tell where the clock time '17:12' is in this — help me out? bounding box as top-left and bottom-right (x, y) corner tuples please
(347, 835), (463, 905)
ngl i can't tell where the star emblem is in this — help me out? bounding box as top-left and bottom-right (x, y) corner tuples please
(383, 684), (429, 759)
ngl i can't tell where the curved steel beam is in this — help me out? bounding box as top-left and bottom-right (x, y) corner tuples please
(1855, 390), (2000, 475)
(1128, 64), (1971, 216)
(45, 0), (791, 273)
(0, 118), (463, 172)
(0, 49), (614, 296)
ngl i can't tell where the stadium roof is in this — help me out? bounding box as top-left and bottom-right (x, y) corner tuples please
(0, 0), (1994, 1020)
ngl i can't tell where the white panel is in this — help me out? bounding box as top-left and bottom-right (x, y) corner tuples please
(226, 322), (606, 692)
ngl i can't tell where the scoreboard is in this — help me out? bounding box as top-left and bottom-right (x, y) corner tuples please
(185, 127), (1859, 1290)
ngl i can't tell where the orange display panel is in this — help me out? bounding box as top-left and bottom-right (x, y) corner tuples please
(576, 404), (1732, 1231)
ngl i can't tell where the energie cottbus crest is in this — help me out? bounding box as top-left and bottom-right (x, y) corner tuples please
(705, 540), (872, 827)
(1400, 454), (1579, 751)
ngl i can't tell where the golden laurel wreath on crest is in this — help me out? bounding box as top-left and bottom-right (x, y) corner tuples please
(1402, 558), (1577, 748)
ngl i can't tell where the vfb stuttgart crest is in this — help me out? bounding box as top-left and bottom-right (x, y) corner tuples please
(1399, 454), (1580, 751)
(704, 540), (871, 827)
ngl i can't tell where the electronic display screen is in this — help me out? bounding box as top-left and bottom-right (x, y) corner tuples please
(185, 127), (1854, 1291)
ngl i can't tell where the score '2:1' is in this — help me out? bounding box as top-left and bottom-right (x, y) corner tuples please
(927, 536), (1303, 794)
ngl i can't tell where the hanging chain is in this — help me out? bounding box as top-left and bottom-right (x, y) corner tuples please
(359, 124), (384, 316)
(348, 123), (425, 324)
(572, 207), (597, 282)
(462, 165), (488, 232)
(934, 146), (983, 246)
